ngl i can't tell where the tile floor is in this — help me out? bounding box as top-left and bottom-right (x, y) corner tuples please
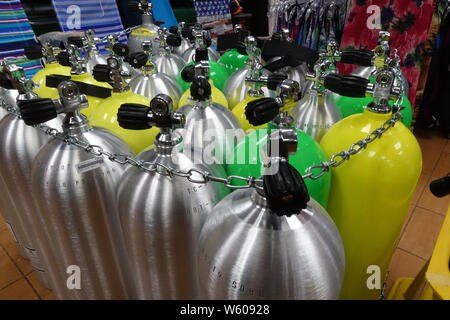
(0, 128), (448, 300)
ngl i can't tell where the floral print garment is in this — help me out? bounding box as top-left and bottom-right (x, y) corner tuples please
(339, 0), (437, 107)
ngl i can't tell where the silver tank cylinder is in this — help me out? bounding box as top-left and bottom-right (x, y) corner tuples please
(153, 53), (187, 81)
(0, 100), (63, 289)
(352, 65), (409, 97)
(198, 188), (345, 299)
(86, 52), (107, 76)
(177, 100), (243, 164)
(30, 91), (136, 299)
(173, 38), (192, 57)
(291, 89), (343, 142)
(223, 68), (275, 109)
(182, 47), (220, 63)
(118, 132), (229, 299)
(266, 57), (309, 95)
(128, 22), (160, 55)
(129, 73), (182, 108)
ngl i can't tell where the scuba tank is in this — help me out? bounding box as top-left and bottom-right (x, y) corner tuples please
(262, 29), (309, 93)
(23, 42), (71, 99)
(178, 48), (229, 109)
(223, 36), (274, 110)
(116, 94), (229, 299)
(320, 60), (422, 299)
(128, 41), (182, 108)
(105, 35), (141, 82)
(127, 0), (159, 55)
(67, 29), (108, 76)
(226, 80), (331, 208)
(178, 58), (229, 94)
(169, 22), (194, 57)
(177, 66), (242, 165)
(89, 56), (158, 155)
(153, 27), (187, 81)
(217, 24), (249, 75)
(291, 47), (343, 142)
(0, 63), (63, 290)
(181, 23), (220, 63)
(20, 80), (135, 299)
(198, 134), (345, 299)
(332, 32), (412, 128)
(55, 44), (112, 119)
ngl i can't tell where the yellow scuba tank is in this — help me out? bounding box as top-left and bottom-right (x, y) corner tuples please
(232, 73), (295, 131)
(178, 79), (228, 109)
(24, 43), (71, 99)
(89, 56), (158, 155)
(320, 71), (422, 300)
(55, 44), (111, 119)
(178, 48), (229, 109)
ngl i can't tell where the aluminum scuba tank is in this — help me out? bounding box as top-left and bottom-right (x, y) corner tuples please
(153, 28), (187, 81)
(116, 94), (229, 299)
(105, 35), (141, 82)
(226, 80), (331, 208)
(182, 24), (220, 63)
(20, 80), (136, 299)
(177, 66), (243, 165)
(128, 41), (182, 108)
(55, 44), (112, 119)
(291, 58), (343, 142)
(169, 22), (194, 57)
(178, 59), (229, 95)
(89, 56), (158, 155)
(331, 32), (412, 128)
(216, 24), (249, 75)
(198, 134), (345, 299)
(67, 29), (108, 76)
(178, 48), (229, 109)
(320, 65), (422, 299)
(223, 36), (274, 110)
(23, 42), (71, 99)
(127, 0), (160, 55)
(0, 63), (63, 290)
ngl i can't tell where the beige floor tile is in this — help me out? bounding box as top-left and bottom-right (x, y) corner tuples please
(27, 272), (55, 300)
(0, 248), (22, 290)
(398, 207), (445, 260)
(386, 248), (426, 295)
(432, 152), (450, 178)
(399, 204), (416, 242)
(0, 278), (39, 300)
(0, 229), (33, 275)
(411, 173), (429, 205)
(414, 129), (447, 175)
(418, 176), (450, 215)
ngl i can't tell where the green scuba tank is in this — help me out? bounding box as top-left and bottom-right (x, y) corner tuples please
(226, 79), (331, 208)
(178, 60), (228, 92)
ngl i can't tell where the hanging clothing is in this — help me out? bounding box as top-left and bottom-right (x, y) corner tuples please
(0, 0), (42, 78)
(338, 0), (437, 108)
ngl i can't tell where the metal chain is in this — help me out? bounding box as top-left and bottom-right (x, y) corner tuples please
(0, 99), (402, 190)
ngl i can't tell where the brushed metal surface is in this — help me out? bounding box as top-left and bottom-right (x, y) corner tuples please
(153, 53), (187, 81)
(129, 73), (182, 108)
(118, 141), (229, 299)
(198, 189), (345, 300)
(177, 102), (243, 164)
(292, 90), (343, 142)
(31, 126), (136, 299)
(182, 47), (220, 63)
(173, 38), (192, 57)
(127, 23), (160, 55)
(0, 113), (63, 290)
(223, 68), (275, 109)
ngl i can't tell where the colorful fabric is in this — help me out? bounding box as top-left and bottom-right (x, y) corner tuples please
(193, 0), (232, 24)
(0, 0), (42, 78)
(339, 0), (437, 107)
(51, 0), (127, 52)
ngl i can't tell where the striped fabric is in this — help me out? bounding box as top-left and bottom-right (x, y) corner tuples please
(51, 0), (127, 53)
(0, 0), (42, 78)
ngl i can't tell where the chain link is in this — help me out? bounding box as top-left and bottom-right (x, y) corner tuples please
(0, 98), (402, 190)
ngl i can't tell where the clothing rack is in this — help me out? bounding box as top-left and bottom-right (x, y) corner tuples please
(268, 0), (349, 52)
